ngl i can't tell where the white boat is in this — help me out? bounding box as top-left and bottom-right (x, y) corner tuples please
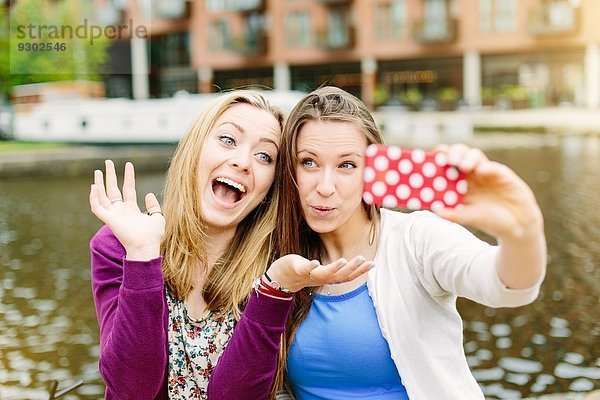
(9, 81), (306, 143)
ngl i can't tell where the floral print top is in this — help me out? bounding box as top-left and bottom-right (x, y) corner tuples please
(166, 289), (235, 399)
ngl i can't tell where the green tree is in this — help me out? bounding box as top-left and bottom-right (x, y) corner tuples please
(0, 4), (10, 101)
(0, 0), (109, 100)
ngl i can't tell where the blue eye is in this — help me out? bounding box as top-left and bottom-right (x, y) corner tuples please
(301, 159), (317, 168)
(219, 135), (235, 146)
(340, 162), (356, 169)
(256, 152), (273, 164)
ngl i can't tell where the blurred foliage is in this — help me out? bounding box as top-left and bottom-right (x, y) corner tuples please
(436, 87), (460, 102)
(0, 0), (109, 101)
(501, 85), (528, 101)
(481, 87), (494, 102)
(373, 84), (390, 107)
(481, 85), (534, 107)
(0, 4), (9, 100)
(400, 86), (423, 106)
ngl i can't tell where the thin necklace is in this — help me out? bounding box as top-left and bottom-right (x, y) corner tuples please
(325, 223), (370, 295)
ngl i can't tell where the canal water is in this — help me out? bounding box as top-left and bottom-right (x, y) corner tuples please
(1, 136), (599, 399)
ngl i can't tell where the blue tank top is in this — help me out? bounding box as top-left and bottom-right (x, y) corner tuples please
(287, 283), (409, 400)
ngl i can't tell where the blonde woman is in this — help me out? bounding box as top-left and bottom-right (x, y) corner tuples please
(89, 91), (365, 400)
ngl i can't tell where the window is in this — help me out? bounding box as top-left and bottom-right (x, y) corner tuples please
(375, 0), (407, 39)
(150, 32), (190, 67)
(285, 11), (311, 47)
(544, 0), (576, 29)
(495, 0), (517, 31)
(479, 0), (517, 33)
(245, 13), (266, 52)
(162, 32), (190, 66)
(424, 0), (447, 21)
(327, 7), (350, 47)
(423, 0), (448, 39)
(209, 19), (231, 51)
(246, 12), (265, 37)
(479, 0), (492, 32)
(206, 0), (262, 12)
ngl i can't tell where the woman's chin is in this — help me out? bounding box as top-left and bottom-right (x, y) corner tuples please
(306, 220), (336, 235)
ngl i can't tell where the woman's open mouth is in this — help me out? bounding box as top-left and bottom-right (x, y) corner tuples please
(211, 177), (247, 206)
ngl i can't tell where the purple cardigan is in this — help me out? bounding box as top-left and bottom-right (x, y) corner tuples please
(90, 225), (292, 400)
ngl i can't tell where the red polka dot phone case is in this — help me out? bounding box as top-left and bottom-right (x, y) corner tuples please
(363, 144), (468, 211)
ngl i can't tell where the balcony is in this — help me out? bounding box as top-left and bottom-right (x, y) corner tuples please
(232, 30), (268, 55)
(529, 2), (579, 36)
(315, 27), (356, 50)
(412, 18), (458, 44)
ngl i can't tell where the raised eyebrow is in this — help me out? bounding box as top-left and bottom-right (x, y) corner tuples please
(297, 149), (362, 159)
(297, 149), (318, 157)
(260, 137), (279, 151)
(338, 152), (364, 158)
(217, 122), (279, 149)
(216, 121), (245, 133)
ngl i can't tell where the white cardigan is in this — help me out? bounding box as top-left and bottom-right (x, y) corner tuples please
(366, 209), (541, 399)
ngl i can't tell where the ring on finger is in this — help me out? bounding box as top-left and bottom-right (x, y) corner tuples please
(148, 211), (163, 216)
(110, 198), (123, 204)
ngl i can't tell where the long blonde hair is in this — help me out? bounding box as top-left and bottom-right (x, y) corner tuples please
(270, 87), (384, 398)
(161, 90), (284, 319)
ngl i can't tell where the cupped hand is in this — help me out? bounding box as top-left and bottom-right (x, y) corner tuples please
(265, 254), (375, 293)
(434, 144), (544, 240)
(89, 160), (165, 260)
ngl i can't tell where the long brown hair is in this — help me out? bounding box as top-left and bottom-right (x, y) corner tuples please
(270, 86), (384, 397)
(161, 90), (284, 320)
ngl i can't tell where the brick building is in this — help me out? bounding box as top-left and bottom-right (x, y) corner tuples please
(99, 0), (600, 110)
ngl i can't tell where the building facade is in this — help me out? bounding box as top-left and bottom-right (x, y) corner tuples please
(103, 0), (600, 110)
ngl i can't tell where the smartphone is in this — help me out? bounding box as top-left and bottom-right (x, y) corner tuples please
(363, 144), (468, 211)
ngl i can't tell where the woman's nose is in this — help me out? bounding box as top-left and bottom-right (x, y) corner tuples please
(316, 170), (335, 197)
(229, 152), (251, 174)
